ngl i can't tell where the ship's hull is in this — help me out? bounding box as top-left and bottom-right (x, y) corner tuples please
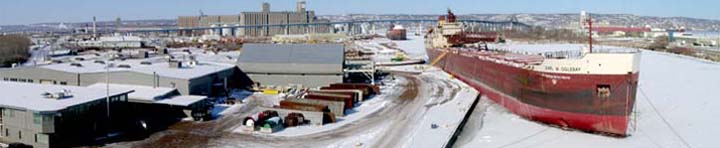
(386, 30), (407, 40)
(427, 48), (638, 136)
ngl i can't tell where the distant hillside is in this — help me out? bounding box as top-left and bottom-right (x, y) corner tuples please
(0, 19), (176, 33)
(319, 13), (720, 31)
(3, 13), (719, 33)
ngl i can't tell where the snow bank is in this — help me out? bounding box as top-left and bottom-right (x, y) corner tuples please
(402, 68), (480, 148)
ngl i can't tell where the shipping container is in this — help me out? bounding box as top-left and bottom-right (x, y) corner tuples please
(309, 90), (362, 103)
(279, 100), (331, 112)
(304, 92), (354, 109)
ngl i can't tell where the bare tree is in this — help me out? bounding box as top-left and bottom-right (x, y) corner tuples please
(0, 35), (31, 67)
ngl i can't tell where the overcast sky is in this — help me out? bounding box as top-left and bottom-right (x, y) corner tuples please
(1, 0), (719, 25)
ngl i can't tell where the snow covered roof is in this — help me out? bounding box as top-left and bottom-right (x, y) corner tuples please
(392, 25), (405, 30)
(190, 50), (241, 65)
(238, 44), (344, 74)
(40, 57), (236, 80)
(239, 44), (344, 64)
(157, 95), (207, 106)
(0, 81), (133, 112)
(87, 83), (176, 102)
(87, 83), (206, 106)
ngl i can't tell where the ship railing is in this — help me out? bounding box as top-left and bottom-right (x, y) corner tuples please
(541, 50), (585, 59)
(496, 48), (585, 59)
(591, 47), (640, 54)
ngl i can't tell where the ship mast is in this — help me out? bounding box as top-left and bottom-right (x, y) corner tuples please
(586, 13), (593, 53)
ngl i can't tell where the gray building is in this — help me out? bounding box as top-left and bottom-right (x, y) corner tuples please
(237, 43), (345, 87)
(86, 83), (213, 121)
(0, 81), (133, 148)
(177, 1), (331, 37)
(0, 58), (243, 96)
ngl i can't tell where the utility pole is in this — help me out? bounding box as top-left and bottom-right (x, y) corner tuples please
(586, 13), (593, 53)
(106, 64), (110, 118)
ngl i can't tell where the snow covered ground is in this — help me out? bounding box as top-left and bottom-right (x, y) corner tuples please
(454, 50), (720, 148)
(400, 67), (479, 148)
(393, 35), (428, 60)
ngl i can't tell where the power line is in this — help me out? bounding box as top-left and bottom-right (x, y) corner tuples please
(638, 85), (692, 148)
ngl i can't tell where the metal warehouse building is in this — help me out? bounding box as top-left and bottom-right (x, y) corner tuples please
(237, 43), (345, 88)
(0, 58), (252, 96)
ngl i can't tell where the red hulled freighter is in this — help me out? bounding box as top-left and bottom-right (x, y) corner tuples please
(426, 10), (640, 136)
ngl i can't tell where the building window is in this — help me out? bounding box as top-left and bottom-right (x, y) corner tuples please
(36, 134), (49, 144)
(2, 78), (7, 81)
(5, 128), (8, 137)
(59, 81), (67, 85)
(597, 85), (611, 98)
(43, 115), (52, 124)
(9, 78), (17, 82)
(27, 79), (34, 83)
(33, 113), (42, 125)
(119, 95), (127, 102)
(3, 109), (14, 118)
(18, 131), (21, 139)
(19, 79), (26, 82)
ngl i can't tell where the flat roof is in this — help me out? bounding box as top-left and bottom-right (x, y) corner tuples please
(87, 83), (206, 107)
(0, 81), (133, 112)
(238, 44), (344, 74)
(238, 44), (344, 64)
(87, 83), (176, 102)
(40, 57), (236, 80)
(157, 95), (207, 106)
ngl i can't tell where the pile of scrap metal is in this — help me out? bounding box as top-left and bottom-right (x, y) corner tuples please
(241, 110), (297, 133)
(253, 84), (308, 97)
(345, 47), (376, 61)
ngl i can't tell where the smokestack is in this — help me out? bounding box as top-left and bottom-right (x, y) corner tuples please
(92, 16), (97, 37)
(297, 0), (306, 13)
(262, 2), (270, 12)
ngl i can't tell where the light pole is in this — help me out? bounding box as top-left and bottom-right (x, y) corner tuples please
(105, 63), (114, 120)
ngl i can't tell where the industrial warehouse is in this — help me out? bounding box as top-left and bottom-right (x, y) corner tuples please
(0, 82), (134, 147)
(237, 43), (345, 88)
(0, 57), (242, 96)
